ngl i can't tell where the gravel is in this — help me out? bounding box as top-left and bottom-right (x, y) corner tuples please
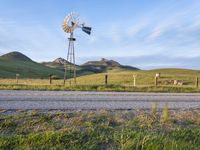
(0, 90), (200, 109)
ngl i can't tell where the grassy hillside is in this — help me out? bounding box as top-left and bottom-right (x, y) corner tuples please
(43, 58), (140, 77)
(0, 52), (65, 79)
(0, 51), (140, 79)
(73, 68), (200, 86)
(42, 60), (101, 76)
(0, 58), (65, 79)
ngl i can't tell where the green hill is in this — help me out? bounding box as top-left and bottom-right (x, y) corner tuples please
(0, 52), (139, 79)
(0, 52), (64, 79)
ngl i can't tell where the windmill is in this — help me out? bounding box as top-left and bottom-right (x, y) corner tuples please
(62, 12), (92, 85)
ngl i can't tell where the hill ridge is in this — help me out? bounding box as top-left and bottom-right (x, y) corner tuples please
(53, 57), (73, 65)
(0, 51), (32, 62)
(82, 58), (139, 70)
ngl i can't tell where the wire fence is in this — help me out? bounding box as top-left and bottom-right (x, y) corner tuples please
(0, 73), (199, 88)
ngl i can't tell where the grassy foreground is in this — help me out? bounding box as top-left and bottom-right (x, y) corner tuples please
(0, 109), (200, 149)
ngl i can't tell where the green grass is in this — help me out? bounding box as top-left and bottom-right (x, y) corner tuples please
(76, 68), (200, 86)
(1, 84), (200, 92)
(0, 68), (200, 92)
(0, 109), (200, 149)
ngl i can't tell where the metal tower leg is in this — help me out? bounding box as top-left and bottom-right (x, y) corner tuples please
(63, 32), (76, 85)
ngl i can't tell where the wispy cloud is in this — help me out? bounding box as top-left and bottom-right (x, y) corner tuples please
(1, 0), (200, 69)
(0, 18), (67, 61)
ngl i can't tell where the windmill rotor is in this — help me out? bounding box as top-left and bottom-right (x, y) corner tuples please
(62, 12), (92, 34)
(62, 12), (80, 33)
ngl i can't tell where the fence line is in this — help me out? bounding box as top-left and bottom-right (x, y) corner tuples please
(0, 73), (199, 88)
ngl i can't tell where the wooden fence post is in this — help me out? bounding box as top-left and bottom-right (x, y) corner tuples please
(155, 76), (158, 86)
(105, 74), (108, 85)
(16, 74), (20, 84)
(196, 77), (198, 88)
(63, 65), (67, 85)
(133, 75), (136, 87)
(49, 74), (52, 85)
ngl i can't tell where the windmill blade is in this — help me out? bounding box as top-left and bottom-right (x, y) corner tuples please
(82, 26), (92, 35)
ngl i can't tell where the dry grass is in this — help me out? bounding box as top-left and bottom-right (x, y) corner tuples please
(0, 69), (200, 92)
(1, 68), (199, 87)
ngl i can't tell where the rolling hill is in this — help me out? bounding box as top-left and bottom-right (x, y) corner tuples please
(0, 51), (140, 78)
(0, 52), (64, 79)
(42, 57), (139, 75)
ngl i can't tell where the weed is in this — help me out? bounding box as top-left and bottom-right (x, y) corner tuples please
(151, 102), (158, 115)
(161, 103), (170, 124)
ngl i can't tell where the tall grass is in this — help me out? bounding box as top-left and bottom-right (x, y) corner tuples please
(151, 102), (158, 115)
(161, 103), (170, 124)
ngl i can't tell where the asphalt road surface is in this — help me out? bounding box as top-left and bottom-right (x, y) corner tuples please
(0, 90), (200, 109)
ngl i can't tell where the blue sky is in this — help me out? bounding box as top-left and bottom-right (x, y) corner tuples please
(0, 0), (200, 69)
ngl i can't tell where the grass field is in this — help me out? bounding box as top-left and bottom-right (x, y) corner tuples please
(0, 68), (200, 92)
(0, 109), (200, 150)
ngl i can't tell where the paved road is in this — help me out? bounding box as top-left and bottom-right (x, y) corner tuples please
(0, 90), (200, 109)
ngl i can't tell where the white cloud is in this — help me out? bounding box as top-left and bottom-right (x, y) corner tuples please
(126, 20), (148, 37)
